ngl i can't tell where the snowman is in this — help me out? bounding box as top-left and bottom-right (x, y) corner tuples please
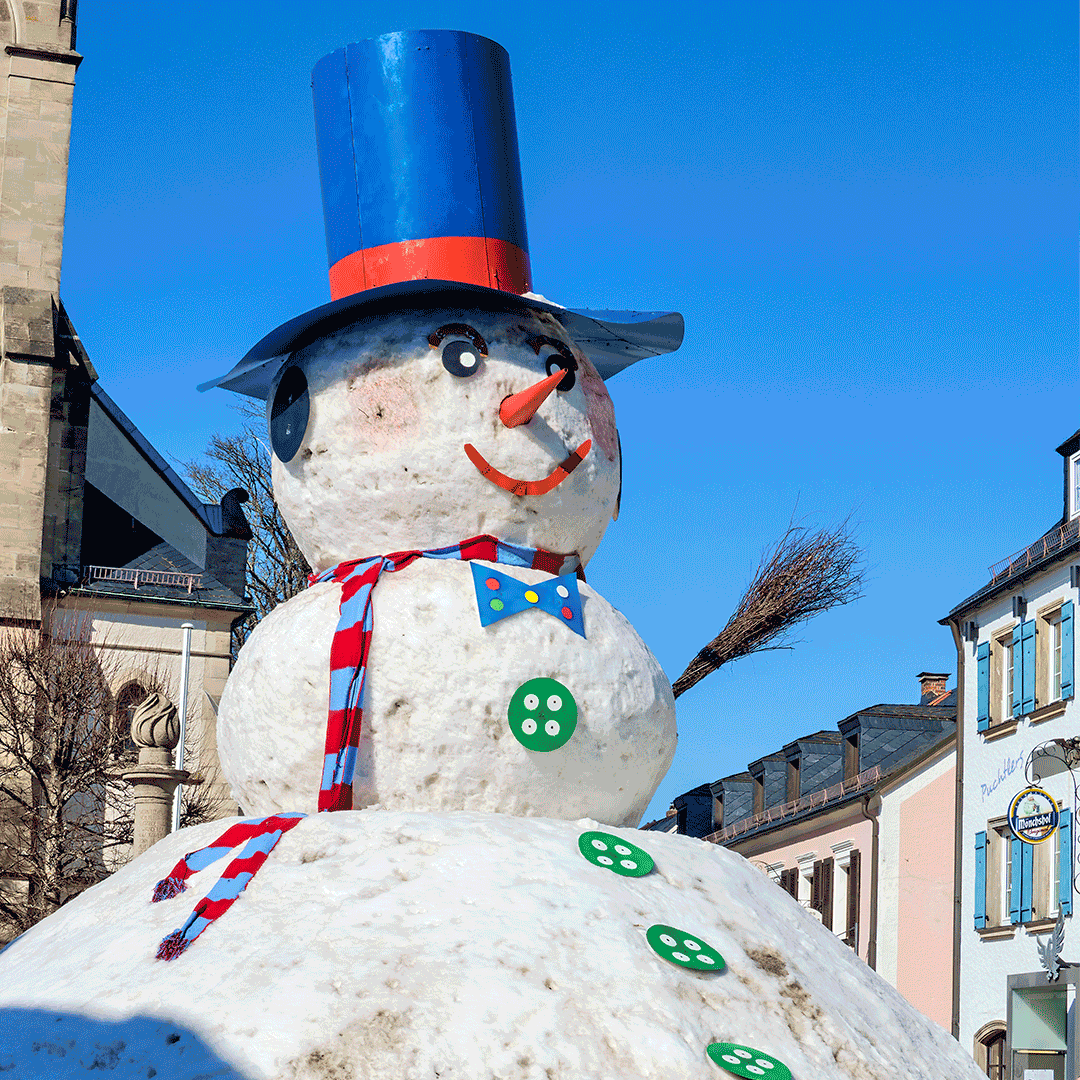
(203, 29), (684, 829)
(0, 32), (986, 1080)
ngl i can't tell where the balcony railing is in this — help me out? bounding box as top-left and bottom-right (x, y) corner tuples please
(708, 765), (882, 844)
(988, 517), (1080, 584)
(83, 565), (202, 594)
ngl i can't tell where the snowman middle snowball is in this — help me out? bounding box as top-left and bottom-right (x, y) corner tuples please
(217, 305), (677, 826)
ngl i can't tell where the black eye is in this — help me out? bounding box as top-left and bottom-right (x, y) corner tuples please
(442, 339), (482, 378)
(269, 365), (309, 462)
(545, 351), (577, 392)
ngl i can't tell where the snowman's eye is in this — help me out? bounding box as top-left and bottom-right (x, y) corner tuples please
(441, 339), (482, 378)
(527, 335), (577, 392)
(269, 364), (309, 463)
(429, 324), (487, 379)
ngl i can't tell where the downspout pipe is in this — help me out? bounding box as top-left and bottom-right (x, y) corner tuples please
(860, 791), (882, 970)
(947, 617), (965, 1041)
(171, 622), (194, 833)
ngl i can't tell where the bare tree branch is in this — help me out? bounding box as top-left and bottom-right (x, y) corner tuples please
(181, 403), (310, 657)
(671, 515), (865, 699)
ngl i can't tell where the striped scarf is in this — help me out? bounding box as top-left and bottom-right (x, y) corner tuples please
(153, 535), (578, 960)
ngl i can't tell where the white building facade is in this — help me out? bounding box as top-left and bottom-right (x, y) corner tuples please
(944, 428), (1080, 1080)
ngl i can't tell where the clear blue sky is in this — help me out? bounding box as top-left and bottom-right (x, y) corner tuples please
(60, 2), (1077, 824)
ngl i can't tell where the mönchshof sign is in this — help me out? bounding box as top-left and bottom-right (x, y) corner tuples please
(1008, 786), (1060, 844)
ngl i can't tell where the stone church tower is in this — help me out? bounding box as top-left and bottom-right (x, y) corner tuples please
(0, 0), (82, 622)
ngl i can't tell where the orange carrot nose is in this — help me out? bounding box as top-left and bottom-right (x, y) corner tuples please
(499, 367), (566, 428)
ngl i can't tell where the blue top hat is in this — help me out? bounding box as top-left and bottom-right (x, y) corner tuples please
(200, 29), (683, 399)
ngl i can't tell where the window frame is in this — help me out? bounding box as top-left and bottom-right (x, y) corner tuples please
(988, 622), (1019, 729)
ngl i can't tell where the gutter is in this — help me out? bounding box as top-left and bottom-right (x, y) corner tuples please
(64, 585), (254, 616)
(946, 616), (965, 1041)
(860, 792), (881, 970)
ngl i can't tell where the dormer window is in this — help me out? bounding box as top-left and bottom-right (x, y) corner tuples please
(1071, 450), (1080, 520)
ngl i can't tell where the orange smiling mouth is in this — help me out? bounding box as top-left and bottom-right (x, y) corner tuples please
(463, 440), (592, 497)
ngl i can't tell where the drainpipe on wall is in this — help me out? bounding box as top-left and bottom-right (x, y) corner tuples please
(860, 792), (881, 970)
(947, 617), (965, 1042)
(171, 622), (194, 833)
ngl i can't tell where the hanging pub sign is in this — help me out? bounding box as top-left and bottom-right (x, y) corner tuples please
(1008, 786), (1061, 844)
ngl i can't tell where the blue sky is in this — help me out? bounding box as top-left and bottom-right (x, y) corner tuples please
(60, 2), (1077, 824)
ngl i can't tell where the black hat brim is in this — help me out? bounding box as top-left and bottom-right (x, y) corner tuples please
(197, 280), (684, 400)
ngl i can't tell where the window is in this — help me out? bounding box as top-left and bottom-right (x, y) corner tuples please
(1071, 450), (1080, 520)
(975, 1025), (1006, 1080)
(786, 757), (800, 802)
(112, 682), (147, 761)
(811, 859), (834, 930)
(978, 604), (1073, 732)
(844, 733), (859, 779)
(976, 811), (1073, 929)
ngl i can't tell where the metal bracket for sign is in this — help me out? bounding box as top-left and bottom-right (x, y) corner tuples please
(1027, 739), (1080, 914)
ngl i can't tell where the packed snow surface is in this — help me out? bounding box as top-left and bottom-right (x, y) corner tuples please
(0, 811), (983, 1080)
(218, 559), (676, 824)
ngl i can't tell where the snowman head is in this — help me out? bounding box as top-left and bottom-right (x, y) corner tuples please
(269, 302), (621, 571)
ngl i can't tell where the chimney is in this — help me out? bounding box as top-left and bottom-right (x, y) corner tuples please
(917, 671), (950, 704)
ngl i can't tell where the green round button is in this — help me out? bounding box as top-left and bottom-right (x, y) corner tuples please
(706, 1043), (790, 1079)
(507, 678), (577, 752)
(646, 924), (725, 972)
(578, 831), (654, 877)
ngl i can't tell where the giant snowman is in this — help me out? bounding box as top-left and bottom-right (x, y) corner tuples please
(0, 31), (982, 1080)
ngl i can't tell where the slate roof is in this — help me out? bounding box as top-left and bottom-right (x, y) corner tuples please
(89, 383), (226, 537)
(74, 542), (252, 612)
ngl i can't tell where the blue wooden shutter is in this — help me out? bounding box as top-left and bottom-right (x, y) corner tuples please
(1012, 623), (1023, 719)
(1021, 619), (1036, 714)
(977, 642), (990, 731)
(1010, 836), (1022, 923)
(974, 831), (988, 928)
(1059, 809), (1073, 916)
(1062, 600), (1074, 700)
(1021, 840), (1034, 922)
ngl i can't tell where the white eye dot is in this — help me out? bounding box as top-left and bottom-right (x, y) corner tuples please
(459, 351), (477, 368)
(682, 939), (700, 951)
(597, 855), (613, 865)
(546, 695), (562, 711)
(755, 1062), (774, 1071)
(722, 1055), (740, 1065)
(672, 951), (691, 962)
(746, 1068), (765, 1076)
(698, 954), (715, 965)
(544, 719), (560, 736)
(620, 859), (637, 870)
(659, 934), (676, 947)
(521, 718), (537, 734)
(523, 694), (539, 710)
(613, 844), (631, 855)
(734, 1050), (752, 1059)
(590, 839), (608, 851)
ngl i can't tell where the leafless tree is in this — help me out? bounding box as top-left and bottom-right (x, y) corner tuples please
(672, 516), (864, 699)
(0, 607), (226, 939)
(183, 403), (310, 655)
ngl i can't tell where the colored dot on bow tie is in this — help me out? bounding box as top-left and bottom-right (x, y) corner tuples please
(524, 590), (539, 604)
(489, 598), (504, 611)
(556, 584), (569, 598)
(485, 577), (500, 590)
(561, 607), (573, 619)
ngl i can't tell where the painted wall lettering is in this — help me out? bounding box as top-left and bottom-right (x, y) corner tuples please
(981, 754), (1026, 801)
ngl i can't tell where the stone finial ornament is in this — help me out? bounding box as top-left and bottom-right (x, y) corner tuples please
(131, 693), (180, 750)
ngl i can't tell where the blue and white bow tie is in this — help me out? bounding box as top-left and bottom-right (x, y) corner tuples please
(471, 563), (586, 638)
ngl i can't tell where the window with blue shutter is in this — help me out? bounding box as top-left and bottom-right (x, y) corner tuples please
(977, 642), (990, 731)
(1012, 623), (1023, 719)
(1059, 809), (1072, 917)
(974, 831), (988, 928)
(1020, 840), (1033, 922)
(1010, 836), (1023, 923)
(1021, 619), (1036, 714)
(1062, 601), (1074, 701)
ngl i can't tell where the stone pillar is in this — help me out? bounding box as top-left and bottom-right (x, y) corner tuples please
(121, 693), (188, 857)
